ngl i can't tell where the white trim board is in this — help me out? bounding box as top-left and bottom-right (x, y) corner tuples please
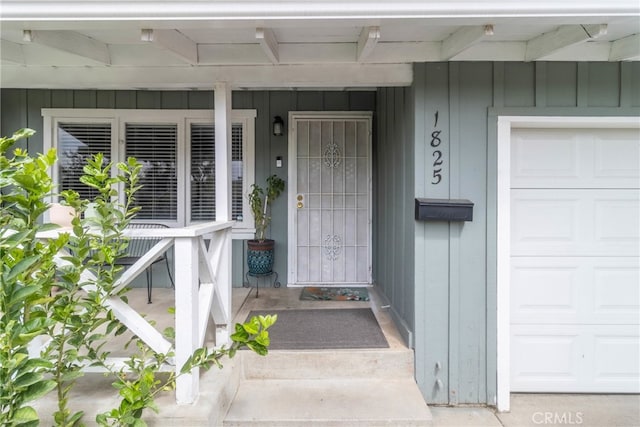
(495, 115), (640, 412)
(4, 1), (638, 21)
(2, 64), (413, 90)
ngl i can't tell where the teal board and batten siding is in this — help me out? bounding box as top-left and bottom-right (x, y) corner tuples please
(0, 89), (376, 287)
(233, 91), (376, 284)
(390, 61), (640, 406)
(374, 86), (416, 348)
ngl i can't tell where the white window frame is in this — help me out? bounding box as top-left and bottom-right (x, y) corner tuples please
(42, 108), (256, 236)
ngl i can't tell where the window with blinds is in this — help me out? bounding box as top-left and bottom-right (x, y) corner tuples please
(45, 109), (255, 231)
(190, 124), (215, 221)
(190, 123), (244, 221)
(57, 122), (111, 200)
(125, 123), (178, 220)
(231, 125), (244, 220)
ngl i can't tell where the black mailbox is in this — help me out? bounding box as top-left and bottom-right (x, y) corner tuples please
(415, 198), (474, 222)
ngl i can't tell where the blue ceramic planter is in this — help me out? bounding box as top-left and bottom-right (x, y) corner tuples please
(247, 239), (275, 275)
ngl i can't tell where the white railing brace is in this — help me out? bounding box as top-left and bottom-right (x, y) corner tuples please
(39, 220), (234, 404)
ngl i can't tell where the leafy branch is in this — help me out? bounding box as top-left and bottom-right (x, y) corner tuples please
(96, 314), (277, 426)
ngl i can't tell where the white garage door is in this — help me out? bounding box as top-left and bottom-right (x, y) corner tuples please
(510, 127), (640, 393)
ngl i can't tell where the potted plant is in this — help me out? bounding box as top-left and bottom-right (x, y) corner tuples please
(247, 174), (285, 275)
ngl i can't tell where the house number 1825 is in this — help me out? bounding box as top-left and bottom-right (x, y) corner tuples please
(431, 111), (444, 185)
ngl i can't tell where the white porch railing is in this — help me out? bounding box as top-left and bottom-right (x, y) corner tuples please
(40, 220), (234, 404)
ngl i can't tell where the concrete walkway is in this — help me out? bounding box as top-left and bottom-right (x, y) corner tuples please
(229, 287), (640, 427)
(432, 394), (640, 427)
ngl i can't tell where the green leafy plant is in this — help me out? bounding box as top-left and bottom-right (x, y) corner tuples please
(1, 128), (278, 426)
(248, 174), (285, 241)
(0, 128), (141, 426)
(97, 314), (277, 426)
(0, 128), (61, 426)
(42, 153), (142, 426)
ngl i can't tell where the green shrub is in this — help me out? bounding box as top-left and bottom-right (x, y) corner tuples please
(0, 129), (276, 426)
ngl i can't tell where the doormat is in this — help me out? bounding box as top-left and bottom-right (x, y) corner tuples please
(300, 287), (370, 301)
(245, 308), (388, 350)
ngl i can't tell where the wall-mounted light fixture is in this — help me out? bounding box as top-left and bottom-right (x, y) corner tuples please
(273, 116), (284, 136)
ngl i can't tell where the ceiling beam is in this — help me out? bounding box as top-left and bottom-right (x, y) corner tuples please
(609, 34), (640, 61)
(0, 63), (413, 89)
(525, 24), (607, 61)
(255, 28), (279, 63)
(141, 29), (197, 65)
(22, 29), (110, 64)
(1, 40), (24, 64)
(441, 25), (494, 60)
(357, 26), (380, 61)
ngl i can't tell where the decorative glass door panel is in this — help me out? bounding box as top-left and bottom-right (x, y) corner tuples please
(290, 115), (371, 285)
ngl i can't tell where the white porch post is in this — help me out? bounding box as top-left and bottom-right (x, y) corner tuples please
(174, 236), (200, 404)
(214, 82), (233, 343)
(214, 82), (232, 220)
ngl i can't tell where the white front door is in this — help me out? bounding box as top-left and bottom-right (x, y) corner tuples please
(288, 112), (372, 286)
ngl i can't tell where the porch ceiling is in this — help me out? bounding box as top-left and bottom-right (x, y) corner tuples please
(1, 1), (639, 89)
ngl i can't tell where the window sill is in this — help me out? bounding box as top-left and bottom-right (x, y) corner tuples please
(232, 228), (256, 240)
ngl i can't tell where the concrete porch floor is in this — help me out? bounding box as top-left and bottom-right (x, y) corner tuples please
(31, 286), (640, 426)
